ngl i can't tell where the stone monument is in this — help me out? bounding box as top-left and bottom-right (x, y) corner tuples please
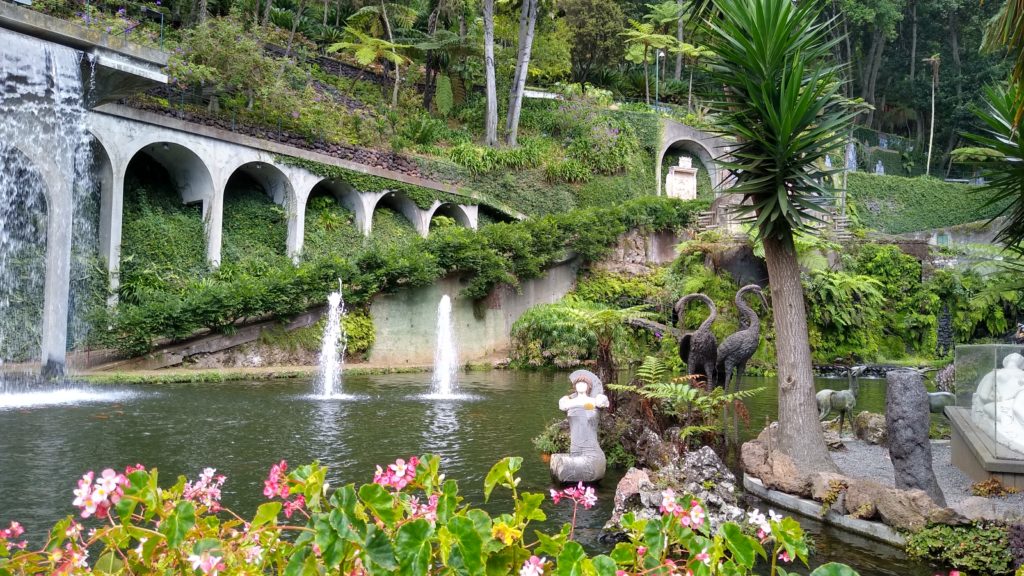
(665, 156), (698, 200)
(886, 369), (945, 505)
(550, 370), (608, 483)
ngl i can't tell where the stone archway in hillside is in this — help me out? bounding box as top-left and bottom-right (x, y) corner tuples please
(302, 178), (366, 258)
(370, 191), (427, 237)
(429, 202), (474, 231)
(656, 119), (732, 197)
(221, 162), (292, 262)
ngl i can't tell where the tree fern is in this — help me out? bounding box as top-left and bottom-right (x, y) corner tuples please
(435, 74), (453, 117)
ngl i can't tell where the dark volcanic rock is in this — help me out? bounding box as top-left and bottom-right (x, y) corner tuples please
(886, 370), (945, 506)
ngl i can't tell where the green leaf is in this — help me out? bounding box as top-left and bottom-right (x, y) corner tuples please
(515, 492), (547, 523)
(591, 555), (618, 576)
(483, 457), (523, 502)
(252, 501), (282, 528)
(556, 541), (587, 576)
(364, 524), (399, 572)
(609, 543), (636, 565)
(359, 483), (401, 527)
(93, 552), (123, 574)
(448, 515), (487, 576)
(535, 529), (568, 558)
(396, 519), (434, 576)
(722, 523), (758, 568)
(159, 501), (195, 548)
(809, 563), (861, 576)
(436, 479), (460, 524)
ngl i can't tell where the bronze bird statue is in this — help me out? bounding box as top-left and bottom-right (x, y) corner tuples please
(715, 284), (768, 391)
(676, 293), (718, 387)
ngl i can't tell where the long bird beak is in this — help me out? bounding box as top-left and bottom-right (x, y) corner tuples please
(758, 290), (769, 311)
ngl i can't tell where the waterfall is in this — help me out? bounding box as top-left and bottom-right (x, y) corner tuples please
(314, 282), (347, 398)
(430, 295), (459, 397)
(0, 28), (95, 369)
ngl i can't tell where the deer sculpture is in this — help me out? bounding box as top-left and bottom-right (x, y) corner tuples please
(816, 365), (867, 438)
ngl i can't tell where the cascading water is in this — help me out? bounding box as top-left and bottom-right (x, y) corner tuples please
(430, 295), (459, 397)
(0, 27), (96, 372)
(314, 282), (348, 398)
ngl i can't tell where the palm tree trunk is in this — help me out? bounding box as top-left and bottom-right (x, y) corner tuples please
(687, 62), (694, 112)
(505, 0), (538, 146)
(643, 46), (650, 105)
(674, 0), (683, 81)
(285, 0), (306, 57)
(483, 0), (498, 146)
(380, 0), (400, 108)
(762, 232), (837, 474)
(926, 73), (936, 175)
(335, 0), (341, 26)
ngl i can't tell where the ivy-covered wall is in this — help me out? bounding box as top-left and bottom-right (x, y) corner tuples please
(847, 172), (1009, 234)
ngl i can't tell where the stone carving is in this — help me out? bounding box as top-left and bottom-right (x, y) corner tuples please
(816, 365), (865, 437)
(886, 369), (945, 506)
(715, 284), (768, 391)
(676, 293), (717, 387)
(550, 370), (608, 483)
(666, 156), (698, 200)
(971, 352), (1024, 454)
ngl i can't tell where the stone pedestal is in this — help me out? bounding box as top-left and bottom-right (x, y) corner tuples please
(665, 157), (698, 200)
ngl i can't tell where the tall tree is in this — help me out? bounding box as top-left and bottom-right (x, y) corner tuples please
(285, 0), (308, 56)
(706, 0), (858, 473)
(923, 53), (939, 175)
(483, 0), (498, 146)
(620, 20), (674, 104)
(506, 0), (539, 146)
(563, 0), (625, 82)
(984, 0), (1024, 122)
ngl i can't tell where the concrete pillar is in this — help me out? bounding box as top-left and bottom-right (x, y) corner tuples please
(286, 193), (306, 261)
(460, 204), (479, 230)
(98, 164), (124, 302)
(204, 191), (223, 267)
(41, 178), (72, 377)
(354, 191), (386, 236)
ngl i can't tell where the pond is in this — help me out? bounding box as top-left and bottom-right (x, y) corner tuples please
(0, 370), (933, 575)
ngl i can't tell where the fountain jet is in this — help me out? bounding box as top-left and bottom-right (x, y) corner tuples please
(314, 281), (347, 398)
(430, 295), (459, 397)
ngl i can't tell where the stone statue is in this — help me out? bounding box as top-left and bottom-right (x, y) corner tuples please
(887, 369), (946, 506)
(817, 365), (866, 438)
(972, 352), (1024, 454)
(676, 294), (718, 387)
(715, 285), (768, 391)
(550, 370), (609, 483)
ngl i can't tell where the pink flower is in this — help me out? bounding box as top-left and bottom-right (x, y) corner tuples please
(72, 468), (128, 519)
(549, 482), (598, 510)
(188, 551), (226, 575)
(264, 460), (289, 499)
(184, 468), (226, 511)
(283, 494), (306, 518)
(549, 489), (562, 504)
(636, 546), (647, 556)
(687, 501), (705, 529)
(373, 457), (419, 491)
(615, 571), (628, 576)
(520, 555), (545, 576)
(778, 550), (792, 563)
(660, 489), (679, 516)
(695, 549), (710, 565)
(243, 545), (264, 564)
(408, 494), (439, 522)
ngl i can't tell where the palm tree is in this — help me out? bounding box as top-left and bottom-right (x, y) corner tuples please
(984, 0), (1024, 123)
(670, 41), (713, 112)
(705, 0), (858, 473)
(551, 299), (655, 388)
(327, 27), (410, 102)
(345, 1), (423, 107)
(923, 54), (940, 176)
(620, 20), (676, 104)
(645, 0), (687, 79)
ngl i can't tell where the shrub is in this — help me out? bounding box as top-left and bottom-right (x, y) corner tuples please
(545, 159), (592, 183)
(905, 523), (1013, 574)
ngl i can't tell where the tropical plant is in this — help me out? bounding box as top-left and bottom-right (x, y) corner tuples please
(328, 27), (411, 107)
(550, 298), (656, 385)
(620, 20), (676, 104)
(705, 0), (859, 473)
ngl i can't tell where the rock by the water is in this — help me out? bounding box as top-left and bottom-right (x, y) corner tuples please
(605, 447), (743, 533)
(853, 411), (887, 445)
(810, 472), (849, 514)
(886, 370), (945, 506)
(952, 496), (1005, 522)
(740, 435), (811, 497)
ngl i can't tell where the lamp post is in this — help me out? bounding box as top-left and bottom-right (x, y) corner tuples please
(655, 50), (666, 110)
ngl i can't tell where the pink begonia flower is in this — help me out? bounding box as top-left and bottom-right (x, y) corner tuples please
(688, 501), (705, 529)
(184, 467), (227, 511)
(616, 571), (628, 576)
(660, 489), (680, 515)
(549, 482), (597, 510)
(188, 551), (226, 575)
(636, 546), (647, 556)
(283, 494), (306, 518)
(244, 545), (264, 564)
(778, 550), (792, 563)
(72, 468), (128, 519)
(264, 460), (289, 499)
(549, 488), (562, 504)
(373, 456), (420, 491)
(520, 555), (546, 576)
(695, 549), (710, 565)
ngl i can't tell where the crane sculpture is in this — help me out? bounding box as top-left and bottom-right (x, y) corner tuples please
(675, 293), (718, 387)
(816, 365), (867, 438)
(715, 284), (768, 392)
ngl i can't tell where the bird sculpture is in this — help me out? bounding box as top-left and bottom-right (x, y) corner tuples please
(816, 365), (866, 438)
(676, 293), (718, 387)
(715, 284), (768, 391)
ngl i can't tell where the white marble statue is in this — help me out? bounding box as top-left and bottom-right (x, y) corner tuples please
(549, 370), (609, 483)
(971, 352), (1024, 454)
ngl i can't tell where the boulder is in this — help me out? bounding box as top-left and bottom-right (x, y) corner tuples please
(886, 370), (946, 506)
(822, 430), (845, 450)
(853, 411), (887, 445)
(951, 496), (1003, 522)
(810, 472), (849, 514)
(740, 438), (811, 498)
(844, 478), (884, 520)
(874, 487), (945, 532)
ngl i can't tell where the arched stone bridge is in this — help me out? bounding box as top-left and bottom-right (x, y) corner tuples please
(88, 105), (485, 283)
(656, 118), (733, 196)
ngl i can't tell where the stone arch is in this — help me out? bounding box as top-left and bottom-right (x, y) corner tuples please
(658, 138), (719, 196)
(125, 141), (216, 207)
(429, 202), (474, 229)
(220, 161), (292, 261)
(225, 161), (294, 209)
(656, 119), (733, 197)
(371, 190), (428, 237)
(306, 178), (369, 234)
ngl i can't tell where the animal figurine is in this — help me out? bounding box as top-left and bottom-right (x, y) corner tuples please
(927, 391), (957, 414)
(906, 366), (957, 415)
(715, 284), (768, 391)
(676, 293), (718, 387)
(817, 365), (866, 437)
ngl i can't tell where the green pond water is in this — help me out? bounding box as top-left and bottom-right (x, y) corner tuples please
(0, 371), (934, 575)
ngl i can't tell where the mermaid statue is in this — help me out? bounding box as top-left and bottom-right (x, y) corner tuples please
(550, 370), (609, 483)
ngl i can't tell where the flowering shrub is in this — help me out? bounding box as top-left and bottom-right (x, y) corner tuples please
(0, 455), (857, 575)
